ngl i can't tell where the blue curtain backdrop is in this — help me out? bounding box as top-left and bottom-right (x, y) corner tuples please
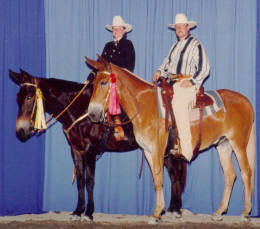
(0, 0), (258, 217)
(43, 0), (258, 216)
(0, 0), (46, 215)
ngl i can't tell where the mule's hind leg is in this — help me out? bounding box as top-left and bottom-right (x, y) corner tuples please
(229, 140), (252, 217)
(72, 153), (86, 217)
(213, 140), (236, 220)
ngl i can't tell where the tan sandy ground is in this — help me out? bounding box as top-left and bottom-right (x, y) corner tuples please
(0, 209), (259, 229)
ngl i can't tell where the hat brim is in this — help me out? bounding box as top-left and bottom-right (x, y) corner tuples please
(105, 24), (132, 33)
(168, 21), (197, 29)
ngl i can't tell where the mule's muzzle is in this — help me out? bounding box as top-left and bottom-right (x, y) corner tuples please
(88, 104), (104, 123)
(16, 128), (31, 142)
(88, 111), (103, 123)
(16, 119), (33, 142)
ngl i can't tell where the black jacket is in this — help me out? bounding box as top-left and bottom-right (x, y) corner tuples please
(101, 38), (135, 72)
(87, 38), (135, 82)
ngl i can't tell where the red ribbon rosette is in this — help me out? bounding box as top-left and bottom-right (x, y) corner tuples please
(108, 73), (121, 115)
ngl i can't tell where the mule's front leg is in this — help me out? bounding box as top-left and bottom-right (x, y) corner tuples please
(153, 181), (165, 218)
(72, 156), (86, 217)
(84, 151), (96, 221)
(148, 152), (165, 224)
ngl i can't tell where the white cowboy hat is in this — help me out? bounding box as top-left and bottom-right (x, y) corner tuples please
(105, 16), (132, 33)
(168, 13), (196, 29)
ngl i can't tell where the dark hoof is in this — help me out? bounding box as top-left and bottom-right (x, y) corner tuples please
(72, 208), (84, 217)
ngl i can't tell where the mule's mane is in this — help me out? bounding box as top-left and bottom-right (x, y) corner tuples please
(111, 64), (154, 87)
(43, 77), (85, 92)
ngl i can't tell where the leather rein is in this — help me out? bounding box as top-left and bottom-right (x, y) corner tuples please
(21, 73), (137, 134)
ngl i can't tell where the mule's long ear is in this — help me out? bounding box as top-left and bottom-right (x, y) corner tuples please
(85, 56), (106, 71)
(97, 55), (112, 72)
(20, 68), (33, 83)
(20, 68), (30, 76)
(9, 69), (23, 85)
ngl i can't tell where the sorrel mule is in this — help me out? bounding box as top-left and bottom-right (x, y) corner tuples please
(86, 56), (256, 222)
(9, 69), (187, 221)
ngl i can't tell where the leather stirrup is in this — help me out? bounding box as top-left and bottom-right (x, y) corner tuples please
(114, 116), (124, 141)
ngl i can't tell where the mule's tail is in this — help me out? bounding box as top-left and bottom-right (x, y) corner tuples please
(246, 124), (256, 195)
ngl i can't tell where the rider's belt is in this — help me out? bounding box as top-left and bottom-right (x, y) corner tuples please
(168, 74), (192, 81)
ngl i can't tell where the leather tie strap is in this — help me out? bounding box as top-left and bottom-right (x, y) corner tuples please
(168, 74), (192, 81)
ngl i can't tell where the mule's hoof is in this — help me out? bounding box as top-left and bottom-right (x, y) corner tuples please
(81, 215), (93, 221)
(164, 211), (182, 219)
(70, 215), (81, 221)
(148, 216), (160, 224)
(241, 215), (250, 222)
(211, 213), (223, 221)
(172, 211), (182, 219)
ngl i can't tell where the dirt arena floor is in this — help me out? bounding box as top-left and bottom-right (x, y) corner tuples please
(0, 209), (259, 229)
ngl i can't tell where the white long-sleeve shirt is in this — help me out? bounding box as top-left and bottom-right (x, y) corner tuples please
(158, 35), (210, 88)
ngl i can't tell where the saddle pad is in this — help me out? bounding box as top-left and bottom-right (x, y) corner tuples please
(156, 88), (226, 122)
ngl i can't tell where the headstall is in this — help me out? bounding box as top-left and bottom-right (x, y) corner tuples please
(21, 79), (90, 134)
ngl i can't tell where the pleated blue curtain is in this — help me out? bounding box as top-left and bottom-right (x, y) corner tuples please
(256, 0), (260, 214)
(44, 0), (257, 216)
(0, 0), (46, 215)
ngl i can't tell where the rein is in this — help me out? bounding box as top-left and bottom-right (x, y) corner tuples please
(46, 80), (90, 128)
(103, 111), (139, 128)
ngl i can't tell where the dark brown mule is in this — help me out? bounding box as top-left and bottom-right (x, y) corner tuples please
(86, 56), (256, 222)
(9, 69), (187, 221)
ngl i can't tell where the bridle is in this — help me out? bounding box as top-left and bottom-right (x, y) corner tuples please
(98, 71), (139, 127)
(21, 80), (39, 130)
(20, 79), (90, 134)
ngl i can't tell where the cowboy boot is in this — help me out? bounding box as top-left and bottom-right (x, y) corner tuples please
(114, 115), (124, 141)
(170, 137), (180, 155)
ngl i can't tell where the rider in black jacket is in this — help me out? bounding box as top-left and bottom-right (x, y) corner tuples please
(88, 16), (135, 141)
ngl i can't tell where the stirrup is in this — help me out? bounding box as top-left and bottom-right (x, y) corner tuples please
(114, 116), (124, 141)
(114, 126), (124, 141)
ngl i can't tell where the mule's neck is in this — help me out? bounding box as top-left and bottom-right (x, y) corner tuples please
(115, 69), (156, 122)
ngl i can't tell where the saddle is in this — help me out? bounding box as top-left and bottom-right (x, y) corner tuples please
(158, 77), (213, 127)
(157, 76), (213, 159)
(167, 74), (214, 107)
(195, 87), (213, 108)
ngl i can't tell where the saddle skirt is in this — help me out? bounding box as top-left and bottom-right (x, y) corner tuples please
(156, 88), (226, 123)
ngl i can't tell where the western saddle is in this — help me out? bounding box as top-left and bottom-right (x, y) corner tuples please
(157, 75), (213, 160)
